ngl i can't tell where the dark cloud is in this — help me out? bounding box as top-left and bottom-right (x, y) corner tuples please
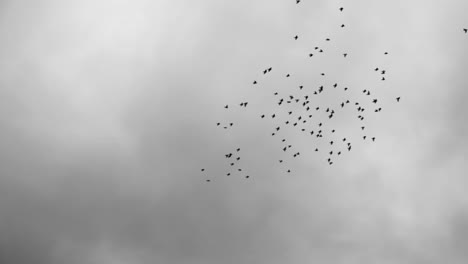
(0, 0), (467, 263)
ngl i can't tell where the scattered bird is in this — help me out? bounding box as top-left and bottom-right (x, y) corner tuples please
(200, 5), (401, 180)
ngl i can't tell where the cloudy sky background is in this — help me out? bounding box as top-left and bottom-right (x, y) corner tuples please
(0, 0), (467, 263)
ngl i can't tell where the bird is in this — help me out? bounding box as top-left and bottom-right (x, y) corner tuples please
(217, 123), (220, 126)
(294, 35), (298, 40)
(261, 114), (265, 118)
(339, 7), (344, 11)
(296, 0), (301, 4)
(384, 52), (388, 55)
(268, 67), (272, 72)
(372, 137), (376, 142)
(279, 160), (283, 163)
(464, 28), (467, 33)
(309, 53), (314, 57)
(224, 105), (228, 109)
(341, 24), (345, 28)
(253, 80), (257, 84)
(343, 53), (347, 57)
(245, 175), (250, 179)
(237, 148), (240, 152)
(286, 74), (290, 77)
(272, 114), (276, 118)
(396, 97), (401, 102)
(206, 180), (210, 182)
(201, 169), (205, 171)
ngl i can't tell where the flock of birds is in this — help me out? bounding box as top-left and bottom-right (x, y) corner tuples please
(201, 4), (468, 183)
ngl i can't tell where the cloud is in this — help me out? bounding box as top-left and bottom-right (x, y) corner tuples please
(0, 0), (467, 263)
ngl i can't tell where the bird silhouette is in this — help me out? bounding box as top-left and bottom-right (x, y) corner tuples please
(464, 28), (467, 33)
(396, 97), (401, 102)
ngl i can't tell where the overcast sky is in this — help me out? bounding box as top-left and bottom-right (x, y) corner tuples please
(0, 0), (467, 263)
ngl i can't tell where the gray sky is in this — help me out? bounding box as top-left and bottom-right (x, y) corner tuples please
(0, 0), (467, 263)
